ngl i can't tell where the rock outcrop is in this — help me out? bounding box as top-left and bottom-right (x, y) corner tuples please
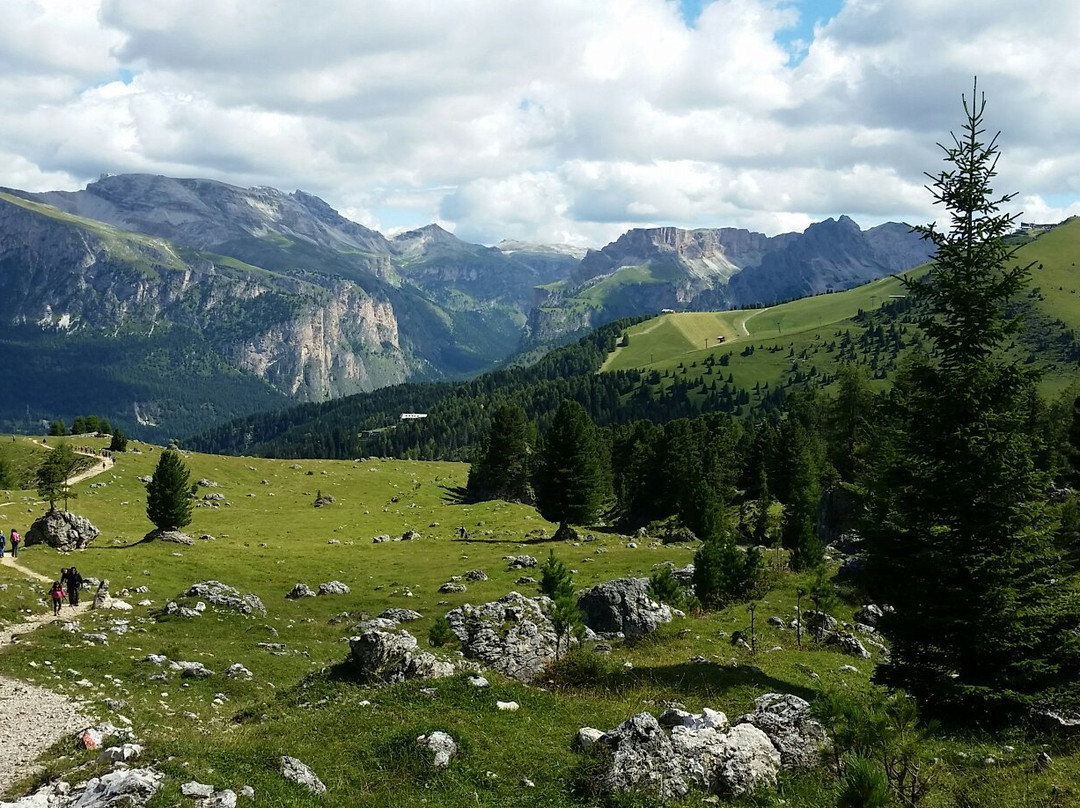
(444, 592), (559, 682)
(183, 581), (266, 615)
(24, 509), (99, 551)
(347, 629), (455, 683)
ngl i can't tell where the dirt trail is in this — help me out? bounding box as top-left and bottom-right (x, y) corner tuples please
(0, 560), (95, 791)
(29, 439), (115, 486)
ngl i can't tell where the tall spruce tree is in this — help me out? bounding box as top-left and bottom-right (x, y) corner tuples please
(146, 448), (193, 532)
(466, 403), (532, 503)
(534, 399), (608, 530)
(863, 83), (1080, 720)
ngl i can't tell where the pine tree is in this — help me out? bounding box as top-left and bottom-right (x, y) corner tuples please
(37, 442), (78, 510)
(466, 403), (532, 503)
(534, 400), (609, 530)
(109, 429), (129, 453)
(146, 448), (193, 532)
(863, 82), (1080, 720)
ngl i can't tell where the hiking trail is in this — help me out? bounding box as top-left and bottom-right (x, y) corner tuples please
(0, 558), (95, 791)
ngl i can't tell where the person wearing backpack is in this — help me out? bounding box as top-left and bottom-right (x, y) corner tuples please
(0, 528), (5, 558)
(50, 580), (65, 616)
(66, 566), (83, 606)
(10, 528), (20, 558)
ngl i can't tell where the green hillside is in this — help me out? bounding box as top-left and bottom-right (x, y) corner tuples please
(0, 440), (1076, 806)
(601, 219), (1080, 402)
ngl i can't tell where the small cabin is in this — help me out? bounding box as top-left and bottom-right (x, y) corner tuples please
(660, 308), (675, 314)
(400, 413), (428, 420)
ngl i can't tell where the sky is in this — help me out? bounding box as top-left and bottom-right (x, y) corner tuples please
(3, 0), (1080, 248)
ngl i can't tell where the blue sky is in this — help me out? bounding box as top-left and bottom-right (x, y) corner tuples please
(678, 0), (844, 59)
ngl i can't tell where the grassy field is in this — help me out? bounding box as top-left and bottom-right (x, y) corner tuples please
(0, 440), (1075, 806)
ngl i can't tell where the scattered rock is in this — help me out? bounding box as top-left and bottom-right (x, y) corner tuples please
(497, 701), (519, 711)
(660, 525), (698, 544)
(439, 582), (466, 593)
(416, 731), (457, 768)
(825, 632), (871, 659)
(226, 663), (253, 679)
(552, 523), (580, 542)
(572, 727), (606, 752)
(181, 781), (215, 798)
(372, 534), (392, 544)
(25, 509), (100, 551)
(145, 528), (195, 545)
(316, 581), (350, 596)
(185, 581), (266, 615)
(280, 756), (326, 794)
(378, 608), (422, 623)
(506, 555), (538, 569)
(463, 569), (488, 581)
(402, 529), (420, 541)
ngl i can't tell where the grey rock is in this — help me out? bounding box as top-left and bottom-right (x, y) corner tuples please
(572, 726), (605, 752)
(463, 569), (488, 581)
(660, 525), (698, 544)
(802, 610), (838, 637)
(98, 743), (142, 762)
(73, 767), (164, 807)
(826, 632), (871, 659)
(767, 616), (786, 628)
(378, 608), (422, 623)
(552, 523), (580, 542)
(671, 564), (695, 585)
(203, 790), (238, 808)
(577, 577), (673, 641)
(347, 629), (454, 683)
(172, 660), (214, 678)
(92, 580), (111, 610)
(598, 712), (689, 799)
(24, 509), (100, 551)
(280, 755), (326, 794)
(707, 723), (781, 797)
(181, 781), (215, 798)
(444, 591), (560, 682)
(226, 663), (253, 679)
(736, 693), (828, 770)
(238, 785), (256, 799)
(317, 580), (350, 596)
(507, 555), (538, 569)
(439, 582), (466, 593)
(416, 730), (457, 768)
(185, 581), (266, 615)
(81, 633), (109, 645)
(145, 528), (194, 545)
(855, 603), (884, 626)
(286, 582), (316, 599)
(372, 534), (392, 543)
(402, 529), (420, 541)
(515, 576), (537, 585)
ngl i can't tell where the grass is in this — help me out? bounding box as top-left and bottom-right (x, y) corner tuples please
(0, 439), (1077, 806)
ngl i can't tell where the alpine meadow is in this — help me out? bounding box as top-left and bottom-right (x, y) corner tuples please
(3, 79), (1080, 808)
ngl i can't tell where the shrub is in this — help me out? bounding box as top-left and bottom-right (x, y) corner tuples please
(836, 757), (890, 808)
(428, 616), (455, 648)
(647, 566), (683, 607)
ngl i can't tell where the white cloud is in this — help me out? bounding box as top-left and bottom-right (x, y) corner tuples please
(0, 0), (1077, 245)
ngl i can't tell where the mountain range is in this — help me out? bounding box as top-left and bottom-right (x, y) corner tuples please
(0, 173), (931, 438)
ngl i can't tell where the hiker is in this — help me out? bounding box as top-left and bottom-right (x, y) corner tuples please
(0, 528), (5, 558)
(66, 566), (82, 606)
(59, 567), (70, 597)
(50, 580), (64, 616)
(10, 528), (20, 558)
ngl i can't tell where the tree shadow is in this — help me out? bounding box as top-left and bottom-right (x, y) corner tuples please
(439, 484), (469, 504)
(625, 660), (817, 704)
(452, 535), (554, 545)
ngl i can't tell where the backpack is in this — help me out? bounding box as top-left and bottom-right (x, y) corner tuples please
(10, 530), (19, 544)
(51, 585), (63, 600)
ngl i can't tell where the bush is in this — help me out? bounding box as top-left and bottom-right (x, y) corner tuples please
(428, 616), (455, 648)
(836, 758), (890, 808)
(647, 566), (683, 607)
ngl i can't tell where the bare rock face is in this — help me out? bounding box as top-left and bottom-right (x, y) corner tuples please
(25, 509), (99, 551)
(577, 578), (673, 641)
(598, 712), (689, 799)
(347, 629), (454, 683)
(444, 592), (559, 682)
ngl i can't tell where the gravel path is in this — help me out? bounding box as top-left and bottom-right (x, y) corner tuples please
(0, 563), (94, 791)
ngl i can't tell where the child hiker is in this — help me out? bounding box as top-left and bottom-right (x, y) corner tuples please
(50, 580), (64, 616)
